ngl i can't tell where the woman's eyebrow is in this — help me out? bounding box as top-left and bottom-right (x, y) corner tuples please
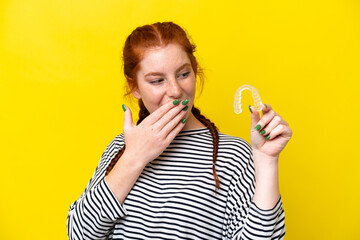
(144, 71), (163, 77)
(176, 63), (191, 72)
(144, 63), (191, 77)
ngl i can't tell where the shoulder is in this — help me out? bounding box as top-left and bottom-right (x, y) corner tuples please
(98, 133), (125, 167)
(81, 133), (126, 188)
(218, 132), (252, 156)
(102, 133), (125, 157)
(217, 132), (253, 172)
(107, 133), (125, 149)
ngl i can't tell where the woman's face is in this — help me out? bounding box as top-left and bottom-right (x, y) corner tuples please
(132, 43), (196, 116)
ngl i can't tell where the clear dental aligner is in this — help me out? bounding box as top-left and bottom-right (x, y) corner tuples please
(234, 85), (263, 114)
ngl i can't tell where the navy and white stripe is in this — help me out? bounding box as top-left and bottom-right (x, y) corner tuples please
(67, 128), (285, 239)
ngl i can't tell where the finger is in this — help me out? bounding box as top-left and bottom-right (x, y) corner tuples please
(254, 108), (276, 132)
(122, 104), (134, 132)
(264, 124), (288, 141)
(261, 103), (272, 113)
(160, 105), (189, 136)
(155, 101), (189, 130)
(259, 115), (282, 137)
(250, 105), (261, 130)
(144, 99), (181, 125)
(165, 114), (188, 144)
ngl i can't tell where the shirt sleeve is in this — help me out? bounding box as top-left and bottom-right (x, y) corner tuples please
(67, 134), (127, 240)
(223, 144), (285, 240)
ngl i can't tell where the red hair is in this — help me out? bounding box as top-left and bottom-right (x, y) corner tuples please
(106, 22), (220, 191)
(123, 22), (203, 95)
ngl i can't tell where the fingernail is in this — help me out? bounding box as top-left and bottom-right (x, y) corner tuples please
(173, 99), (180, 105)
(255, 124), (261, 131)
(260, 130), (266, 135)
(264, 104), (267, 108)
(183, 106), (189, 111)
(182, 99), (189, 105)
(182, 118), (187, 124)
(248, 105), (252, 113)
(265, 135), (271, 140)
(122, 104), (126, 112)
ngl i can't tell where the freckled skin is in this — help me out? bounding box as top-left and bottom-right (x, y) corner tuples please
(132, 43), (203, 130)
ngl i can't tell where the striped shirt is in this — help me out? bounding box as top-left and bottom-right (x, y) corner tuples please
(67, 128), (285, 239)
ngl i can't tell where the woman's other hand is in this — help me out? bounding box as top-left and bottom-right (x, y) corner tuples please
(249, 103), (292, 209)
(249, 104), (293, 161)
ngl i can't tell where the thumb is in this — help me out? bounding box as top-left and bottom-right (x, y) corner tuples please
(249, 105), (261, 130)
(122, 104), (134, 132)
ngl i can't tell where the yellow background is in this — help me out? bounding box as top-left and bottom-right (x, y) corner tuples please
(1, 0), (359, 239)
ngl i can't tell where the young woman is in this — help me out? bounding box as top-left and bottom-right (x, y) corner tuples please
(67, 22), (292, 240)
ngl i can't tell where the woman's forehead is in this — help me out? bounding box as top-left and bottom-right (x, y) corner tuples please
(138, 44), (191, 74)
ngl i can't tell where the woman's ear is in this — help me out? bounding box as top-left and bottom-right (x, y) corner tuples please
(126, 76), (141, 99)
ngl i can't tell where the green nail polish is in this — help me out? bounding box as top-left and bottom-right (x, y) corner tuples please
(182, 118), (187, 124)
(182, 99), (189, 105)
(173, 99), (180, 105)
(183, 106), (189, 111)
(264, 104), (267, 108)
(255, 124), (261, 131)
(260, 130), (266, 135)
(265, 135), (271, 140)
(122, 104), (126, 112)
(248, 105), (252, 113)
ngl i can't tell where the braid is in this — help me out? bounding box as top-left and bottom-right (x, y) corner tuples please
(137, 99), (150, 125)
(191, 106), (220, 191)
(106, 103), (220, 192)
(105, 100), (150, 176)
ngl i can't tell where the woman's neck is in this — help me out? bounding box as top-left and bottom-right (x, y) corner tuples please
(182, 112), (206, 131)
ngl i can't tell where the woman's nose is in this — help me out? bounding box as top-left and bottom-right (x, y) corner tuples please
(167, 79), (182, 99)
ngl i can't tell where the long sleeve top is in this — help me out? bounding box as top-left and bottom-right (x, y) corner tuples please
(67, 128), (285, 239)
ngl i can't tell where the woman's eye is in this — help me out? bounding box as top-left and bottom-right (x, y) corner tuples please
(150, 79), (164, 84)
(178, 72), (190, 78)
